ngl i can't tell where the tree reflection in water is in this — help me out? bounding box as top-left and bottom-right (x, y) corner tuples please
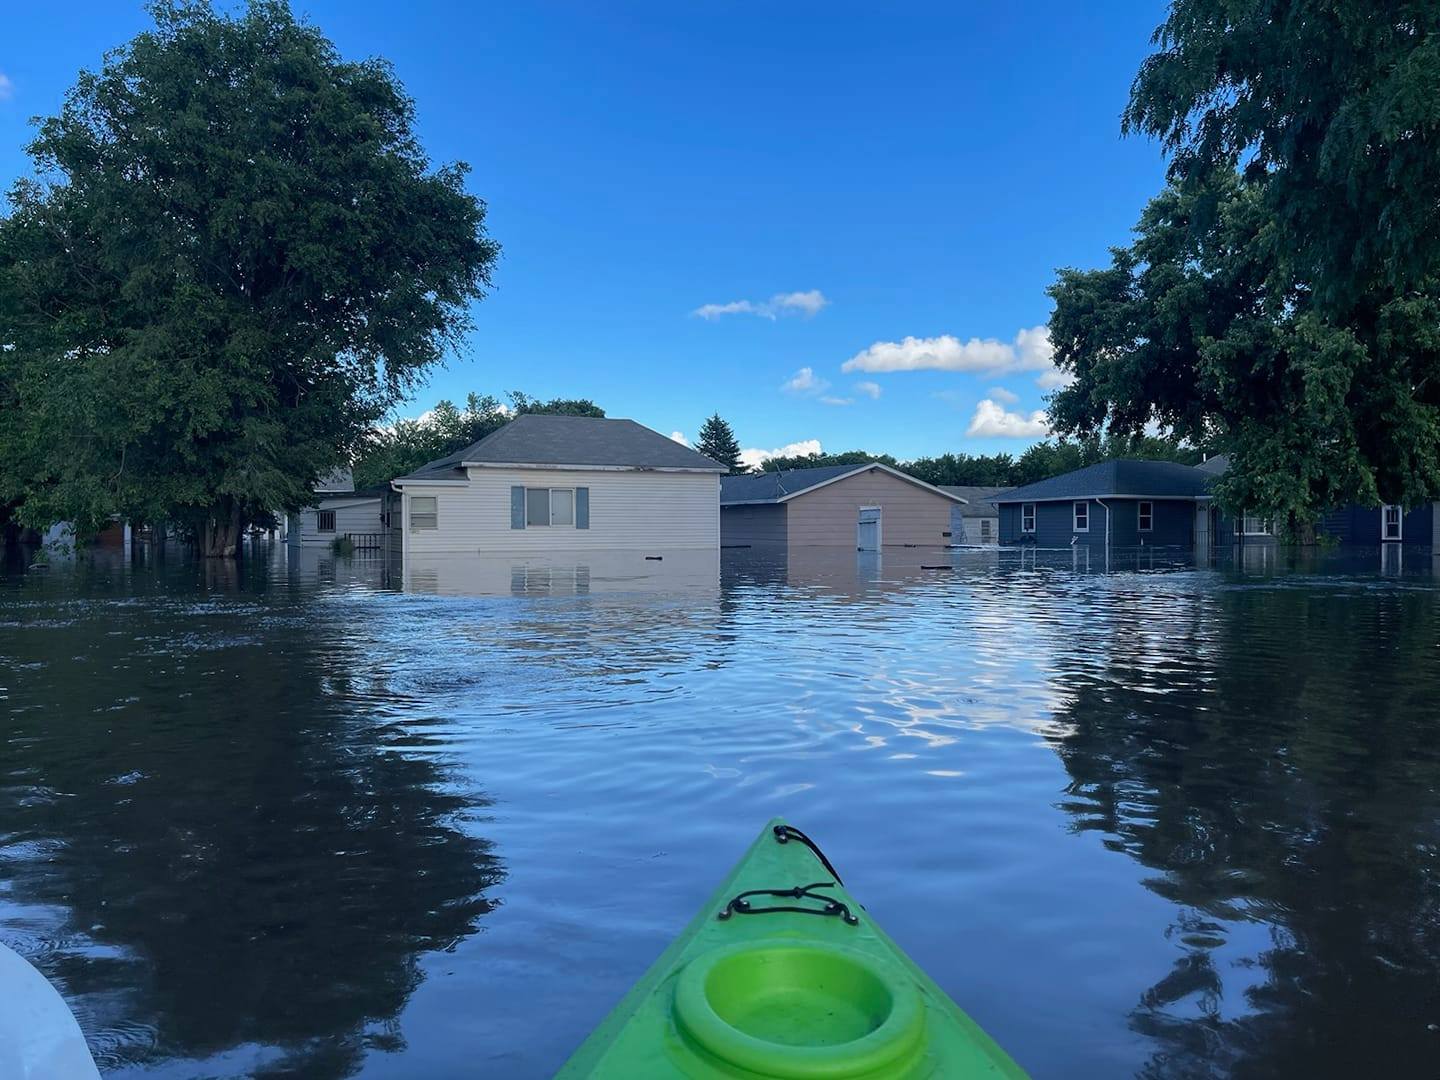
(1047, 578), (1440, 1077)
(0, 563), (503, 1078)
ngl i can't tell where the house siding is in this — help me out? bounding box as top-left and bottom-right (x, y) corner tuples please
(783, 468), (955, 548)
(402, 468), (719, 554)
(720, 503), (788, 547)
(999, 499), (1110, 547)
(288, 498), (383, 545)
(998, 498), (1196, 548)
(1319, 502), (1439, 545)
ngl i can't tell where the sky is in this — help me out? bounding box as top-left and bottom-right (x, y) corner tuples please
(0, 3), (1172, 466)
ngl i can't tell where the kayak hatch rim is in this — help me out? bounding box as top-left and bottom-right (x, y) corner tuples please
(672, 937), (925, 1079)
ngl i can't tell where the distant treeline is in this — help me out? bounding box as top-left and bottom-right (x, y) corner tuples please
(757, 434), (1206, 489)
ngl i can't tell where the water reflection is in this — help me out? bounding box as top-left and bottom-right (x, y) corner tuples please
(3, 544), (1440, 1078)
(1046, 570), (1440, 1077)
(0, 562), (503, 1078)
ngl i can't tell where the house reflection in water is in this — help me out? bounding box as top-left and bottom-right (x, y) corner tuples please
(400, 547), (721, 598)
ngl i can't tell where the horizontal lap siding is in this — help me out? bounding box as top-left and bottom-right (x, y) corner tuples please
(783, 469), (954, 548)
(1138, 500), (1194, 547)
(291, 499), (382, 544)
(720, 504), (788, 547)
(405, 469), (720, 554)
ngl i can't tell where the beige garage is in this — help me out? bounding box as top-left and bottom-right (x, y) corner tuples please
(720, 462), (967, 551)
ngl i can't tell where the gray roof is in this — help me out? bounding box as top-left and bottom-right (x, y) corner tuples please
(1195, 454), (1230, 475)
(721, 462), (965, 506)
(994, 459), (1214, 503)
(315, 467), (354, 493)
(396, 415), (724, 481)
(939, 486), (1011, 517)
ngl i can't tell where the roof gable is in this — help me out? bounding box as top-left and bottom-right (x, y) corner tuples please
(720, 462), (967, 506)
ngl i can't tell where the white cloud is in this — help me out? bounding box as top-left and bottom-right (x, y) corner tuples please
(1035, 367), (1075, 390)
(841, 324), (1067, 388)
(693, 289), (829, 321)
(819, 395), (853, 406)
(965, 399), (1051, 439)
(854, 380), (882, 399)
(669, 430), (690, 445)
(782, 366), (830, 395)
(0, 74), (13, 103)
(739, 438), (823, 470)
(986, 385), (1019, 404)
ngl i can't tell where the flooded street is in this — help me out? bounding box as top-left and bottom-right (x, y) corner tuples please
(2, 544), (1439, 1078)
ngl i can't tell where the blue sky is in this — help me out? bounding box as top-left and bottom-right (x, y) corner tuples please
(1, 3), (1170, 464)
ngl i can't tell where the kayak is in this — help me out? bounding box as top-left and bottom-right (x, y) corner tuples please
(557, 819), (1028, 1078)
(0, 942), (101, 1080)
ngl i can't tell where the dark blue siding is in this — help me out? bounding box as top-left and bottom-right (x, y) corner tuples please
(1318, 502), (1439, 545)
(999, 498), (1194, 548)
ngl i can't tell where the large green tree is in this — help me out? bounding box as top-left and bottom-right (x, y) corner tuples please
(695, 413), (744, 473)
(1047, 1), (1440, 521)
(0, 0), (498, 555)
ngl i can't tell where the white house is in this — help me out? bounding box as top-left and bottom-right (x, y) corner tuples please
(287, 468), (386, 547)
(388, 415), (725, 557)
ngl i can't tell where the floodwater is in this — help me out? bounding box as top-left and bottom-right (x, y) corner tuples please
(2, 542), (1439, 1079)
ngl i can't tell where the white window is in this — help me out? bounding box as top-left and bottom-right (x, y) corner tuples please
(1073, 501), (1089, 532)
(316, 510), (336, 533)
(525, 488), (575, 527)
(1234, 511), (1270, 536)
(1138, 501), (1153, 532)
(1021, 504), (1036, 533)
(410, 496), (438, 530)
(1382, 504), (1402, 541)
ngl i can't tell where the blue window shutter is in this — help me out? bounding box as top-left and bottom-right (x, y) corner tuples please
(575, 487), (589, 529)
(510, 486), (526, 529)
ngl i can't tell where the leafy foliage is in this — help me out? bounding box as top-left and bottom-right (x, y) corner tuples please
(1049, 1), (1440, 521)
(0, 0), (498, 552)
(695, 414), (744, 473)
(352, 391), (605, 489)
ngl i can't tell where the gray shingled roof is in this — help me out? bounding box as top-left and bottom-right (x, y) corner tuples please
(721, 462), (965, 506)
(939, 486), (1011, 517)
(1195, 454), (1230, 475)
(994, 459), (1214, 503)
(396, 415), (724, 481)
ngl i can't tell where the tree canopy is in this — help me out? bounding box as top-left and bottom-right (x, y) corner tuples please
(0, 0), (498, 554)
(1048, 1), (1440, 521)
(695, 414), (744, 473)
(352, 391), (605, 489)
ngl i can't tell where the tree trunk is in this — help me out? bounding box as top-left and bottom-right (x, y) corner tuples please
(201, 498), (242, 558)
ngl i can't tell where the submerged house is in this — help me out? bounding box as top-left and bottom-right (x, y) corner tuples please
(720, 462), (967, 551)
(996, 455), (1440, 549)
(938, 486), (1009, 545)
(387, 415), (725, 556)
(287, 468), (385, 546)
(995, 459), (1218, 549)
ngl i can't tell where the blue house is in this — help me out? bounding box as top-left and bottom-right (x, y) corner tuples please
(996, 459), (1215, 549)
(996, 455), (1439, 549)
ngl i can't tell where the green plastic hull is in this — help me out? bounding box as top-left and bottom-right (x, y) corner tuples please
(557, 820), (1029, 1078)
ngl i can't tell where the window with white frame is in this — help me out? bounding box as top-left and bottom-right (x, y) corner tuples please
(1382, 504), (1402, 541)
(525, 488), (575, 527)
(1021, 504), (1036, 533)
(1234, 511), (1270, 536)
(1073, 501), (1089, 532)
(410, 496), (438, 530)
(1138, 501), (1153, 532)
(316, 510), (336, 533)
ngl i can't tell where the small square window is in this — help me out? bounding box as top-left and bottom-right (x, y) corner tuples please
(1138, 501), (1153, 532)
(1073, 502), (1089, 532)
(410, 496), (438, 530)
(317, 510), (336, 533)
(526, 488), (551, 526)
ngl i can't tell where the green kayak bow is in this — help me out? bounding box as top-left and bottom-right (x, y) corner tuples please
(558, 820), (1028, 1079)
